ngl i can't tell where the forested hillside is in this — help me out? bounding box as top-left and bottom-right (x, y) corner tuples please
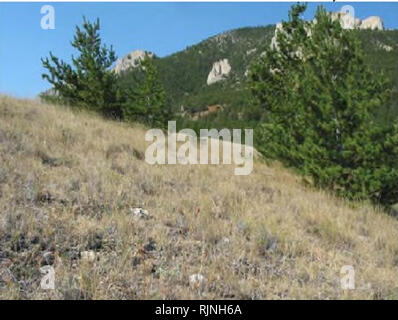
(119, 26), (398, 125)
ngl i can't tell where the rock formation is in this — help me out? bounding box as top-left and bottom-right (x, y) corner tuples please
(330, 11), (362, 29)
(206, 59), (232, 85)
(359, 16), (384, 30)
(114, 50), (154, 74)
(329, 13), (384, 30)
(330, 12), (384, 30)
(270, 12), (385, 55)
(378, 42), (393, 52)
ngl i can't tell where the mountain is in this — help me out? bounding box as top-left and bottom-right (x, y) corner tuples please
(117, 17), (398, 124)
(118, 26), (275, 116)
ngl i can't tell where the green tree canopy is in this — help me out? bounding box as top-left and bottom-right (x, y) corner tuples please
(121, 55), (168, 126)
(249, 4), (398, 205)
(41, 17), (121, 117)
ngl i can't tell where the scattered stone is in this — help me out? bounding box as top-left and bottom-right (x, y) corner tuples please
(130, 207), (150, 219)
(80, 250), (96, 263)
(189, 274), (206, 288)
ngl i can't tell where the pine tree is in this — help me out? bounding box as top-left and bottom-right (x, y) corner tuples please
(41, 17), (121, 117)
(249, 4), (398, 205)
(122, 54), (168, 126)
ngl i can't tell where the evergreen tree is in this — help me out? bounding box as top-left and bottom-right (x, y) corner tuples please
(122, 54), (168, 126)
(41, 17), (121, 117)
(249, 4), (398, 205)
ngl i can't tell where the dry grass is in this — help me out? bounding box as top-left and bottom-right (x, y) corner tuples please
(1, 95), (398, 300)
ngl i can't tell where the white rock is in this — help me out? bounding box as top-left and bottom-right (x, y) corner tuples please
(130, 207), (150, 219)
(271, 12), (384, 53)
(271, 11), (384, 50)
(114, 50), (154, 74)
(189, 274), (206, 287)
(378, 42), (393, 52)
(246, 48), (257, 55)
(330, 12), (383, 30)
(207, 59), (231, 85)
(330, 12), (361, 30)
(81, 250), (96, 262)
(270, 23), (283, 50)
(360, 16), (384, 30)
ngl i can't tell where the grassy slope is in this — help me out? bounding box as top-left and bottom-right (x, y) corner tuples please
(1, 95), (398, 299)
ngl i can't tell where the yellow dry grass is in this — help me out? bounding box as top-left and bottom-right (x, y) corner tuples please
(1, 95), (398, 299)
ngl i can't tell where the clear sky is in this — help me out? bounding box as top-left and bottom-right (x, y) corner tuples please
(1, 2), (398, 98)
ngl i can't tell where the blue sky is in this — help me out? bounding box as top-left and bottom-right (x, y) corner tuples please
(1, 2), (398, 98)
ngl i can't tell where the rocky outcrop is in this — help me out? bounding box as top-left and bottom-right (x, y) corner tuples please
(114, 50), (154, 74)
(272, 12), (384, 49)
(246, 48), (257, 55)
(360, 16), (384, 30)
(377, 41), (394, 52)
(331, 12), (384, 30)
(207, 59), (232, 85)
(270, 12), (385, 52)
(270, 23), (283, 51)
(330, 12), (361, 29)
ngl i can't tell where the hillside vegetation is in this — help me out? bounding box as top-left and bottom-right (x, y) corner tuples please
(112, 25), (398, 139)
(147, 27), (398, 116)
(1, 95), (398, 299)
